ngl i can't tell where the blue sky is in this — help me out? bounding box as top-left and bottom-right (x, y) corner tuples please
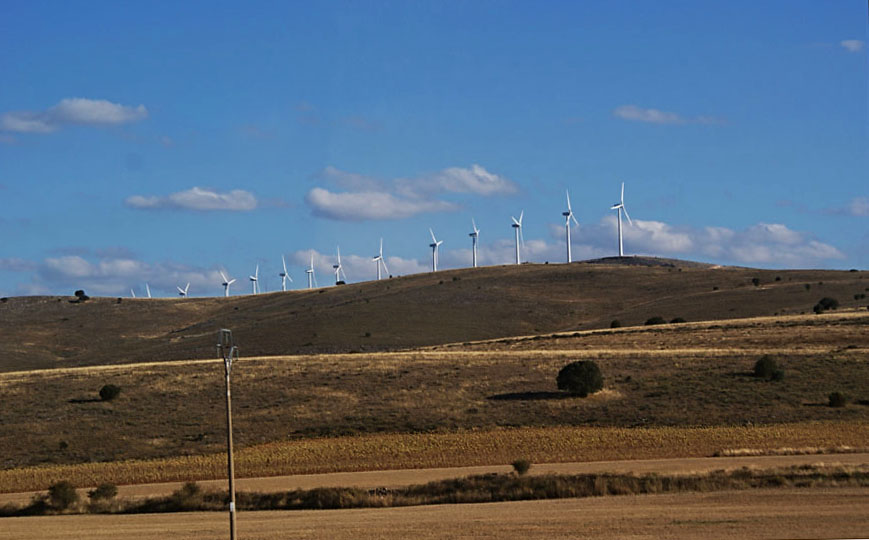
(1, 1), (866, 297)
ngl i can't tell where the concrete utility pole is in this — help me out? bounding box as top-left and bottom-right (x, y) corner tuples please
(217, 329), (239, 540)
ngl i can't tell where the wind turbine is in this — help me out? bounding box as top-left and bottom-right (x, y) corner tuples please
(469, 219), (480, 268)
(177, 283), (190, 297)
(130, 288), (136, 298)
(306, 253), (317, 289)
(249, 264), (259, 294)
(610, 182), (633, 257)
(279, 255), (293, 291)
(220, 271), (236, 297)
(333, 247), (347, 284)
(429, 228), (443, 272)
(145, 283), (152, 298)
(511, 211), (524, 264)
(373, 238), (389, 280)
(562, 190), (579, 263)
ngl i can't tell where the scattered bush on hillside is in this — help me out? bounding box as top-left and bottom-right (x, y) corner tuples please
(828, 392), (847, 408)
(556, 361), (603, 397)
(670, 317), (687, 324)
(88, 483), (118, 501)
(752, 278), (760, 287)
(70, 290), (90, 303)
(170, 482), (204, 511)
(753, 355), (779, 380)
(854, 293), (866, 301)
(48, 481), (79, 511)
(645, 316), (667, 325)
(805, 284), (811, 291)
(813, 297), (839, 314)
(512, 459), (532, 476)
(99, 384), (121, 402)
(610, 320), (622, 328)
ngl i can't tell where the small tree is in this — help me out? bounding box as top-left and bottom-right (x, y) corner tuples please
(753, 355), (778, 379)
(48, 481), (79, 511)
(610, 320), (622, 328)
(512, 459), (532, 476)
(74, 290), (90, 302)
(99, 384), (121, 401)
(557, 361), (603, 397)
(829, 392), (847, 408)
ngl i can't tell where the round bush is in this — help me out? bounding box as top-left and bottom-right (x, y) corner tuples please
(828, 392), (847, 408)
(753, 355), (778, 379)
(512, 459), (531, 476)
(557, 361), (603, 397)
(610, 320), (622, 328)
(670, 317), (687, 324)
(88, 483), (118, 501)
(48, 481), (79, 510)
(645, 316), (666, 325)
(99, 384), (121, 401)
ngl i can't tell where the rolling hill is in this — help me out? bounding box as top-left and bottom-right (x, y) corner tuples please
(1, 258), (866, 372)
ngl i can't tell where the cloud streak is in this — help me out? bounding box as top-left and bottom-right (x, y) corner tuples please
(613, 105), (723, 125)
(1, 98), (148, 133)
(125, 187), (257, 211)
(306, 164), (517, 221)
(840, 40), (865, 53)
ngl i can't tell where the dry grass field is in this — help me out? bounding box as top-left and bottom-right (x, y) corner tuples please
(1, 260), (866, 371)
(3, 487), (867, 539)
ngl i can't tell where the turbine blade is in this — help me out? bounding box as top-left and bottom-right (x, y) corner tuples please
(382, 258), (390, 276)
(380, 237), (383, 256)
(472, 218), (478, 234)
(519, 210), (524, 224)
(571, 214), (579, 227)
(620, 182), (625, 204)
(220, 271), (228, 282)
(228, 279), (236, 285)
(566, 190), (572, 211)
(623, 205), (633, 226)
(430, 228), (437, 243)
(177, 286), (184, 294)
(282, 255), (288, 274)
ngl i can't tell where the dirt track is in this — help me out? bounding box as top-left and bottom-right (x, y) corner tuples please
(3, 487), (866, 539)
(3, 453), (867, 505)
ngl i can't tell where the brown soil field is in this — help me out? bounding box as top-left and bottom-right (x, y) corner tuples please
(3, 487), (867, 539)
(1, 312), (866, 471)
(1, 261), (866, 372)
(3, 453), (867, 505)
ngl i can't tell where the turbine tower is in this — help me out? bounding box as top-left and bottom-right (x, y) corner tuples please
(279, 255), (293, 291)
(373, 238), (389, 280)
(429, 228), (443, 272)
(610, 182), (633, 257)
(305, 253), (317, 289)
(511, 211), (524, 264)
(333, 247), (346, 284)
(469, 219), (480, 268)
(249, 264), (259, 294)
(562, 190), (579, 263)
(220, 271), (236, 297)
(177, 283), (190, 297)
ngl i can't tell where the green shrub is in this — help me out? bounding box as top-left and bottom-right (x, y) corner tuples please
(557, 361), (603, 397)
(645, 316), (666, 325)
(88, 483), (118, 501)
(751, 278), (760, 287)
(670, 317), (686, 324)
(99, 384), (121, 401)
(48, 481), (79, 510)
(753, 356), (778, 379)
(512, 459), (532, 476)
(828, 392), (847, 408)
(610, 320), (622, 328)
(814, 297), (839, 314)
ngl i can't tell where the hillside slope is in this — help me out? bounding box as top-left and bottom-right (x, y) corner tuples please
(0, 259), (866, 371)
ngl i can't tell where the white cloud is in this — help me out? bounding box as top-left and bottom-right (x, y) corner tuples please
(308, 165), (517, 221)
(306, 188), (456, 221)
(847, 197), (869, 216)
(1, 98), (148, 133)
(0, 258), (36, 272)
(841, 40), (865, 53)
(613, 105), (723, 125)
(125, 187), (257, 211)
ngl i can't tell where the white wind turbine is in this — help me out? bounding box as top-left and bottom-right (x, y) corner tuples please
(562, 190), (579, 263)
(306, 253), (317, 289)
(333, 247), (347, 284)
(177, 283), (190, 297)
(373, 238), (389, 280)
(249, 264), (259, 294)
(610, 182), (633, 257)
(469, 219), (480, 268)
(511, 211), (524, 264)
(279, 255), (293, 291)
(145, 283), (152, 298)
(220, 271), (236, 297)
(130, 288), (136, 298)
(429, 228), (443, 272)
